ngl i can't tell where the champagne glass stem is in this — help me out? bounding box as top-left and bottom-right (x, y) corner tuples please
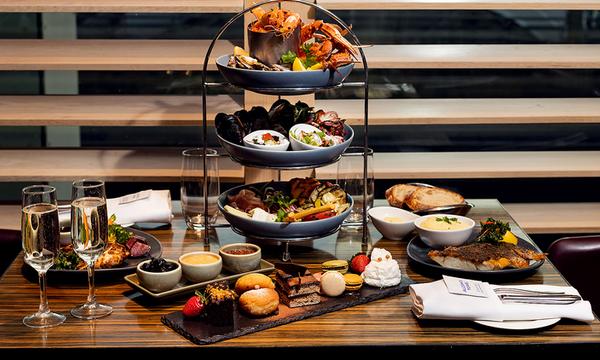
(86, 264), (96, 305)
(37, 272), (49, 315)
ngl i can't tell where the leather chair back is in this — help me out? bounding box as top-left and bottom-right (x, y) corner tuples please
(0, 229), (21, 276)
(548, 235), (600, 316)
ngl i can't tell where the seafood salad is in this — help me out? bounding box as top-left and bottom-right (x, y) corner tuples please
(216, 99), (347, 149)
(224, 178), (350, 223)
(228, 6), (359, 72)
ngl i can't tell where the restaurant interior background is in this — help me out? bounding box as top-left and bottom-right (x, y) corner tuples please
(1, 9), (599, 250)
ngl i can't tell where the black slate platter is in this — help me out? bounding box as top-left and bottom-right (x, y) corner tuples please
(161, 275), (414, 345)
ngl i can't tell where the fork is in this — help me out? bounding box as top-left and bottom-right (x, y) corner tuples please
(494, 287), (568, 296)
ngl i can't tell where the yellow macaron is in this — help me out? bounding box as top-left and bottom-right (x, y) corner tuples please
(321, 259), (348, 274)
(344, 273), (363, 292)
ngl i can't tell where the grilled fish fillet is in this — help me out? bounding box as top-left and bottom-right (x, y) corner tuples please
(428, 242), (545, 271)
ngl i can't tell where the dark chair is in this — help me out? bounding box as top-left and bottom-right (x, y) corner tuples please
(0, 229), (21, 276)
(547, 235), (600, 316)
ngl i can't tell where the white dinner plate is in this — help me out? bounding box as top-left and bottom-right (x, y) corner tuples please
(474, 318), (560, 330)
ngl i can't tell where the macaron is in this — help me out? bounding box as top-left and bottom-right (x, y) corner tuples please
(344, 273), (363, 292)
(321, 259), (348, 274)
(320, 271), (346, 297)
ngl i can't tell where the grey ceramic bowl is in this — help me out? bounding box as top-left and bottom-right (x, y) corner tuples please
(218, 123), (353, 169)
(219, 243), (262, 274)
(216, 54), (354, 95)
(219, 181), (353, 239)
(136, 259), (182, 293)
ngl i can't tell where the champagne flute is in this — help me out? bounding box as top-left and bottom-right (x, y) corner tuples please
(70, 179), (112, 319)
(21, 185), (66, 328)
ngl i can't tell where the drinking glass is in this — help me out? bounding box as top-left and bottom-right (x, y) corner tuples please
(336, 147), (374, 224)
(181, 148), (220, 230)
(70, 179), (112, 319)
(21, 185), (66, 328)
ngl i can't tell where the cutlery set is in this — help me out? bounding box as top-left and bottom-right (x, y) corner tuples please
(494, 287), (582, 305)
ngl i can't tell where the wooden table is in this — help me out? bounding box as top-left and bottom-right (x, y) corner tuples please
(0, 199), (599, 354)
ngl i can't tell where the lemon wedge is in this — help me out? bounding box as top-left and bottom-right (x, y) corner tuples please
(233, 46), (248, 57)
(292, 57), (306, 71)
(308, 62), (323, 70)
(501, 230), (518, 245)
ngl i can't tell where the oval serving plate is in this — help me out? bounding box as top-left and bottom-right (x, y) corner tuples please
(37, 228), (162, 282)
(406, 230), (545, 281)
(218, 123), (354, 169)
(216, 54), (354, 95)
(218, 181), (353, 240)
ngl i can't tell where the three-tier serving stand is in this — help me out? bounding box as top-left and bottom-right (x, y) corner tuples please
(200, 0), (369, 261)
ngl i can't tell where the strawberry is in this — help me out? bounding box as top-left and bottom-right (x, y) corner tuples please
(182, 291), (205, 318)
(350, 253), (370, 274)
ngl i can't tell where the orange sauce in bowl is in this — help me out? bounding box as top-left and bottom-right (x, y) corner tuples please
(181, 253), (219, 265)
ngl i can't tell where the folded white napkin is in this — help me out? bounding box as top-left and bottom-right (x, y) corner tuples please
(106, 190), (173, 225)
(409, 278), (594, 323)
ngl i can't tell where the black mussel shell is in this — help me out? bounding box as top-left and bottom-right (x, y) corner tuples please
(294, 101), (314, 124)
(268, 99), (295, 132)
(215, 112), (245, 145)
(234, 109), (253, 134)
(248, 106), (270, 131)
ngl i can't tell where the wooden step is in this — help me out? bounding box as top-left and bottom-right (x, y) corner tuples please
(0, 149), (244, 182)
(4, 96), (599, 126)
(504, 202), (600, 234)
(1, 41), (599, 71)
(0, 95), (241, 126)
(0, 0), (243, 13)
(316, 151), (600, 179)
(360, 44), (600, 69)
(319, 98), (600, 125)
(316, 0), (600, 10)
(0, 40), (236, 71)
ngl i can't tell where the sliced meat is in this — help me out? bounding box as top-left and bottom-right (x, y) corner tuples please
(129, 241), (151, 258)
(227, 189), (266, 212)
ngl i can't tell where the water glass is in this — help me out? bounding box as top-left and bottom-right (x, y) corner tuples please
(70, 179), (112, 320)
(336, 147), (374, 224)
(21, 185), (66, 328)
(181, 148), (220, 230)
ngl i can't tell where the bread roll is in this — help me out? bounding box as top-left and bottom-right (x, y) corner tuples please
(405, 187), (464, 211)
(234, 273), (275, 295)
(385, 184), (418, 208)
(238, 288), (279, 316)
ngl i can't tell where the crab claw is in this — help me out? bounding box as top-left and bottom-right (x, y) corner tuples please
(319, 22), (359, 59)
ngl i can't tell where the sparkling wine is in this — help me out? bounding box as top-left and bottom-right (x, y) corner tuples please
(21, 203), (59, 273)
(71, 197), (108, 265)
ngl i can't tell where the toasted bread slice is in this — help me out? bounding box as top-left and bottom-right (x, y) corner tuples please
(405, 187), (464, 211)
(385, 184), (419, 208)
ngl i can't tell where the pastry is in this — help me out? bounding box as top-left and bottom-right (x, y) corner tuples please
(321, 259), (348, 274)
(238, 288), (279, 317)
(385, 184), (419, 208)
(361, 248), (402, 288)
(234, 273), (275, 295)
(320, 271), (346, 297)
(204, 281), (238, 326)
(274, 266), (321, 308)
(343, 273), (363, 292)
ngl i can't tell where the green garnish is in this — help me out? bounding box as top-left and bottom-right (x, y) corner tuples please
(436, 216), (458, 224)
(53, 249), (80, 270)
(300, 43), (318, 68)
(281, 50), (297, 64)
(109, 214), (133, 245)
(477, 217), (511, 244)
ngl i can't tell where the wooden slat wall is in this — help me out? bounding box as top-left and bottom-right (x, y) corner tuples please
(0, 0), (244, 13)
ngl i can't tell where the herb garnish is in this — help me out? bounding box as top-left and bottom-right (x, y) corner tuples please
(281, 50), (297, 64)
(436, 216), (458, 224)
(263, 189), (296, 222)
(476, 217), (511, 244)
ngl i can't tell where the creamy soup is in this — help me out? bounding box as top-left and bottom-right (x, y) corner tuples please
(420, 216), (470, 231)
(384, 216), (409, 223)
(181, 253), (219, 265)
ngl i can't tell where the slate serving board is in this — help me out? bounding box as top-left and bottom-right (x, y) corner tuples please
(161, 275), (414, 345)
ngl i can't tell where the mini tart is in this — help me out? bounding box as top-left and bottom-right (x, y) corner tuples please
(321, 259), (348, 274)
(343, 273), (363, 292)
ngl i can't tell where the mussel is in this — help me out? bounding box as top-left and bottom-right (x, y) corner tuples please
(215, 113), (245, 145)
(268, 99), (295, 132)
